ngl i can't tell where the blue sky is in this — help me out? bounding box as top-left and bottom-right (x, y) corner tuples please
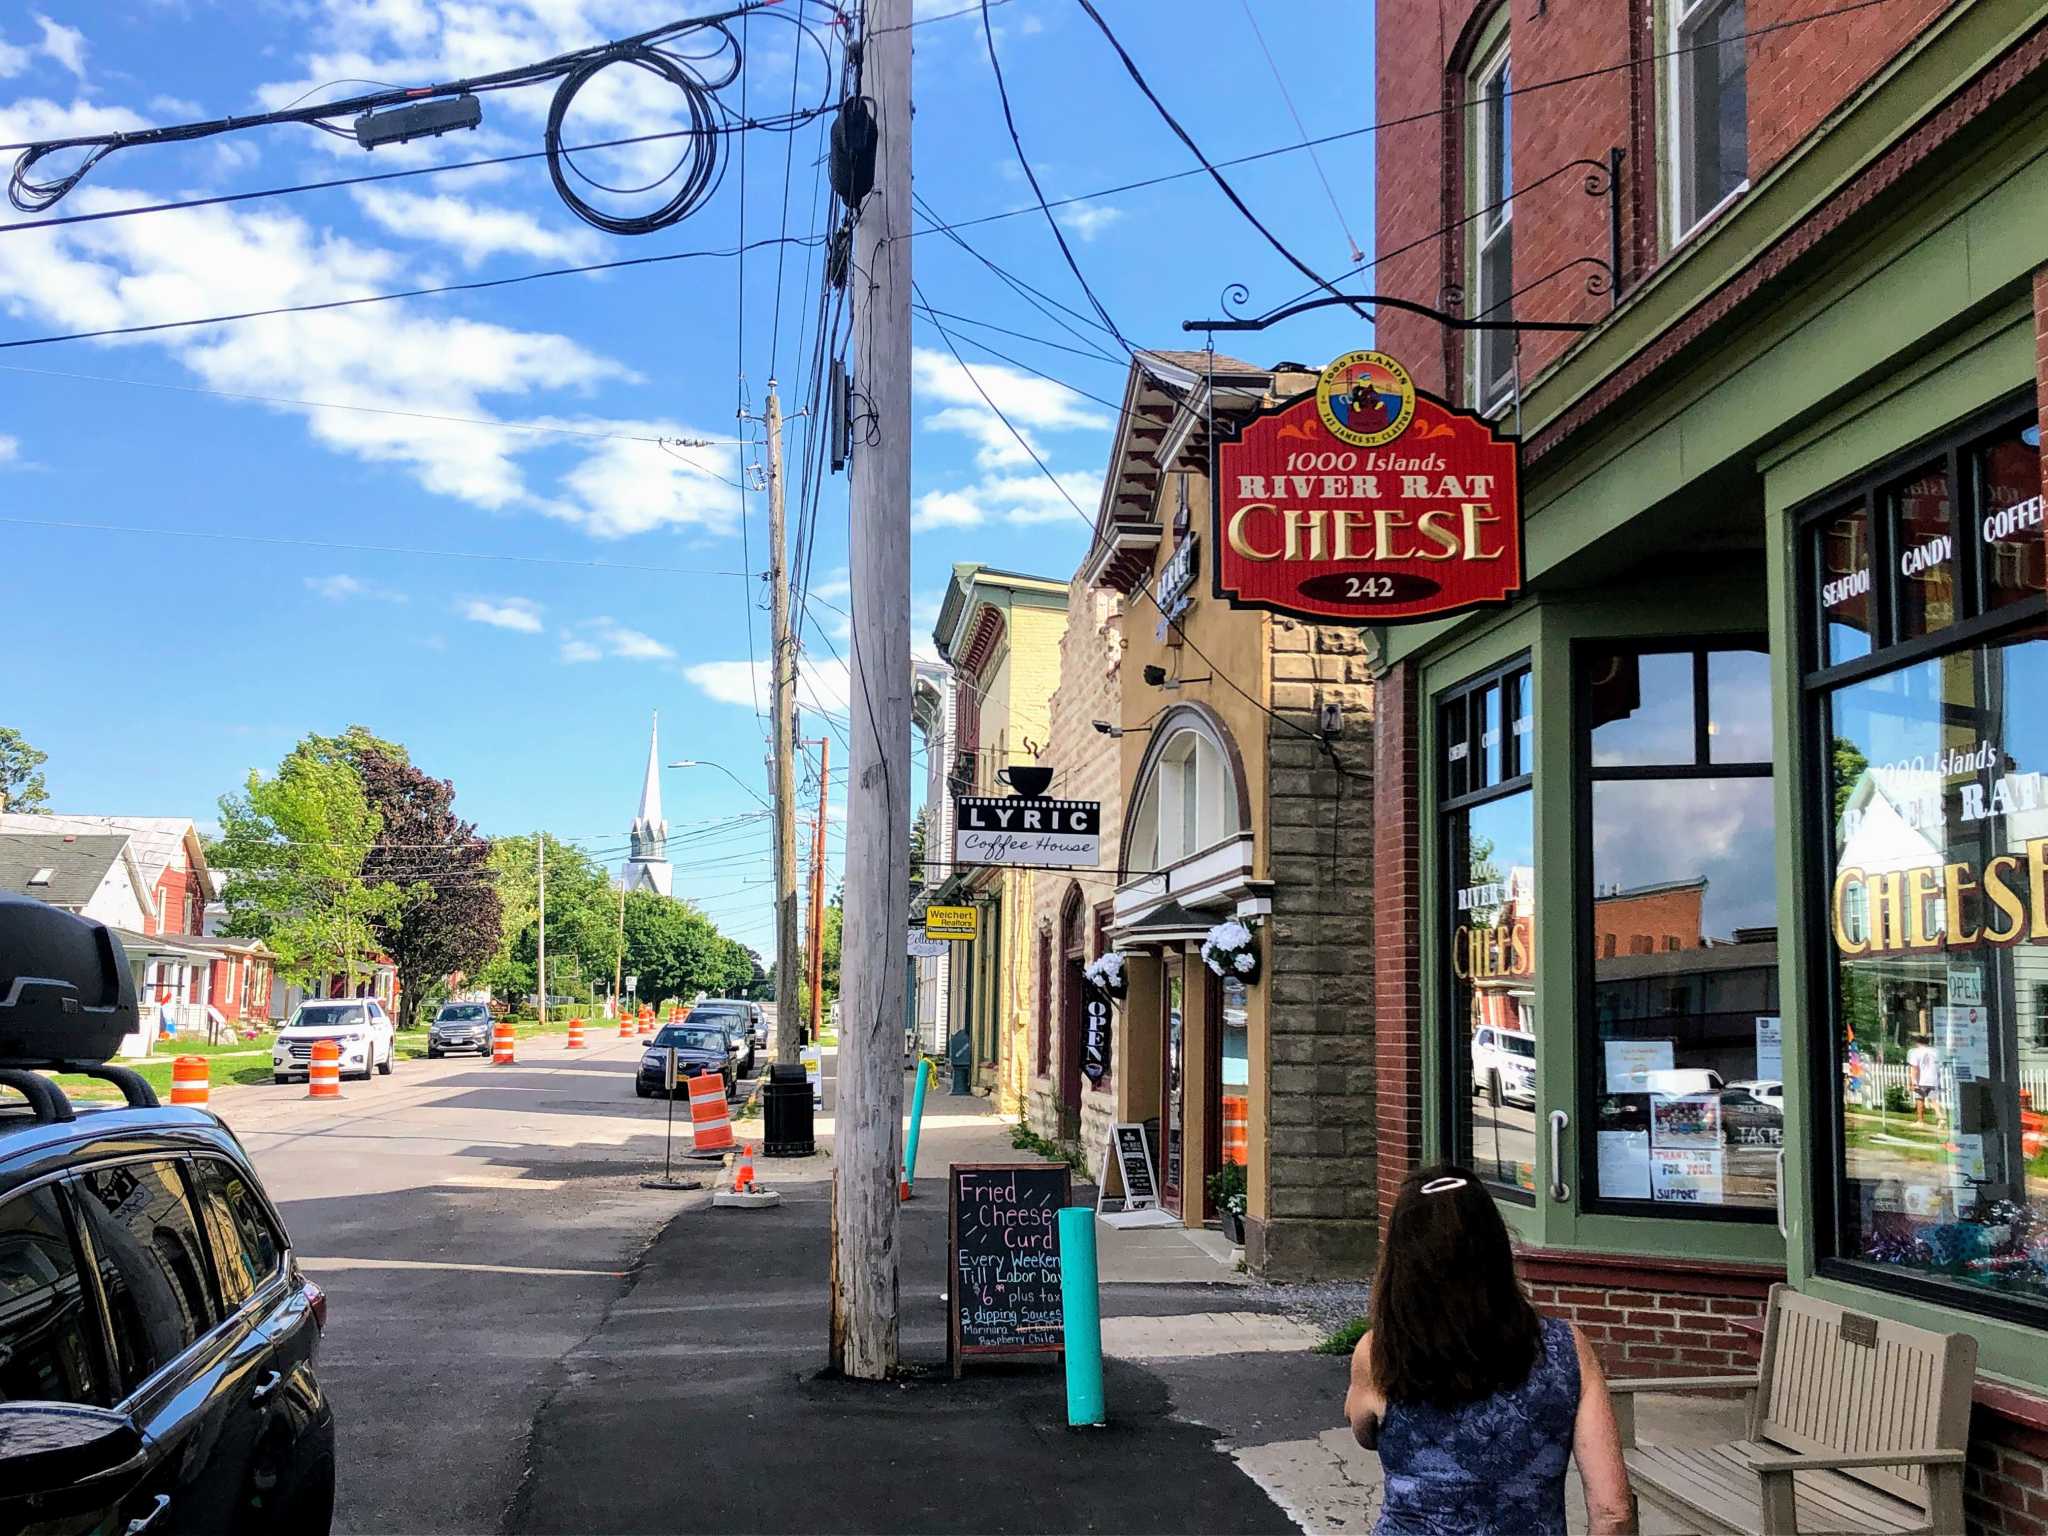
(2, 0), (1373, 955)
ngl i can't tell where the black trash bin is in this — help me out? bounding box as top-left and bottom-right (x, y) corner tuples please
(762, 1061), (815, 1157)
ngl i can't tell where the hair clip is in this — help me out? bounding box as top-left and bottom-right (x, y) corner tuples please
(1420, 1176), (1469, 1195)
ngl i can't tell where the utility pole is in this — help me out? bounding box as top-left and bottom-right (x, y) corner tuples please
(767, 380), (804, 1066)
(535, 833), (547, 1024)
(833, 0), (911, 1383)
(614, 879), (626, 1018)
(806, 735), (831, 1045)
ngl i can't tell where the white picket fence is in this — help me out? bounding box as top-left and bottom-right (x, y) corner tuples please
(1860, 1062), (2048, 1108)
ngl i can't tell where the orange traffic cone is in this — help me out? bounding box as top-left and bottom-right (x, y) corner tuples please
(733, 1144), (755, 1193)
(566, 1017), (586, 1050)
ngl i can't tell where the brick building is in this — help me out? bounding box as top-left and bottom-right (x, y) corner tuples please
(1370, 0), (2048, 1524)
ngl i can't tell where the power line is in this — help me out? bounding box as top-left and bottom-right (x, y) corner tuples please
(1237, 0), (1363, 264)
(0, 232), (822, 353)
(909, 307), (1123, 411)
(910, 303), (1125, 366)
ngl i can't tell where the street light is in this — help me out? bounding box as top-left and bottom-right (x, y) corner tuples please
(667, 759), (772, 811)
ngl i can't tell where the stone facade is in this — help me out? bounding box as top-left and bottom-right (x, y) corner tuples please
(1250, 615), (1378, 1278)
(1025, 577), (1124, 1156)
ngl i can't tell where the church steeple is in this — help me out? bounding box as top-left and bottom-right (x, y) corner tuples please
(624, 712), (673, 896)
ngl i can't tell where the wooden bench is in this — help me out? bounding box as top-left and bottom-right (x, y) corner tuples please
(1610, 1284), (1975, 1536)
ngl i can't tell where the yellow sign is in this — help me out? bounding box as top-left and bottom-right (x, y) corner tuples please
(924, 905), (978, 942)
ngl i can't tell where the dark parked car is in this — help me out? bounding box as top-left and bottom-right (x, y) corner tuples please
(688, 1003), (754, 1078)
(1, 894), (336, 1534)
(426, 1001), (493, 1058)
(635, 1024), (735, 1100)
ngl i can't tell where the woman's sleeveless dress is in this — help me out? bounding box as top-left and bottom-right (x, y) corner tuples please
(1375, 1314), (1582, 1535)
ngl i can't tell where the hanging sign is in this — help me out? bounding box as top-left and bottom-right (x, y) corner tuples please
(954, 796), (1101, 869)
(1213, 350), (1522, 623)
(1081, 986), (1112, 1084)
(907, 930), (948, 959)
(925, 905), (978, 942)
(1154, 532), (1199, 640)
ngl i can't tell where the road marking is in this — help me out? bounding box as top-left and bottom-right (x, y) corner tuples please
(297, 1256), (626, 1278)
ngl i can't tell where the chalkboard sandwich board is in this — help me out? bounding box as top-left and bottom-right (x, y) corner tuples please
(948, 1161), (1072, 1377)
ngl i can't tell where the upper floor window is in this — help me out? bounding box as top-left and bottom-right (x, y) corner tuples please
(1670, 0), (1749, 238)
(1129, 725), (1233, 872)
(1469, 37), (1514, 413)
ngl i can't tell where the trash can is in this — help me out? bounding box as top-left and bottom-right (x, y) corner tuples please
(762, 1061), (815, 1158)
(947, 1027), (972, 1096)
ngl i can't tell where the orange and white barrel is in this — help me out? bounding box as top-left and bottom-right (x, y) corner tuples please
(1222, 1093), (1249, 1166)
(307, 1039), (342, 1100)
(638, 1007), (654, 1037)
(566, 1017), (586, 1050)
(619, 1009), (636, 1038)
(687, 1070), (736, 1153)
(170, 1055), (209, 1108)
(492, 1021), (516, 1065)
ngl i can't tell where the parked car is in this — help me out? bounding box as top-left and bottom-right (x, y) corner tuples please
(636, 1024), (735, 1100)
(426, 1001), (492, 1058)
(1720, 1082), (1785, 1146)
(689, 1001), (755, 1077)
(273, 998), (395, 1084)
(0, 895), (337, 1533)
(1471, 1024), (1537, 1108)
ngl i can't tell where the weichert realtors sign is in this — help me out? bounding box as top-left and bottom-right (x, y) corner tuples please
(954, 796), (1101, 868)
(1214, 350), (1523, 624)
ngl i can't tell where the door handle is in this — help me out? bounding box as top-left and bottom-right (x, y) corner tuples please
(250, 1369), (283, 1404)
(1775, 1148), (1788, 1239)
(1548, 1109), (1571, 1203)
(126, 1494), (170, 1534)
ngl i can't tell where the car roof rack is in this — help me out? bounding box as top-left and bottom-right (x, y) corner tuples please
(0, 1061), (161, 1125)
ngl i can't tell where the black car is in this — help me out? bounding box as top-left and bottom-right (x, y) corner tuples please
(0, 897), (336, 1534)
(689, 1004), (755, 1078)
(635, 1024), (735, 1100)
(426, 1001), (493, 1058)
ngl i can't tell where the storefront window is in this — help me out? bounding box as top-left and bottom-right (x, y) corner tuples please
(1442, 659), (1537, 1198)
(1806, 401), (2048, 1319)
(1581, 644), (1779, 1214)
(1221, 976), (1248, 1168)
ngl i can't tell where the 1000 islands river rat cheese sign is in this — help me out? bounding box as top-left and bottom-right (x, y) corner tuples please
(1213, 351), (1523, 623)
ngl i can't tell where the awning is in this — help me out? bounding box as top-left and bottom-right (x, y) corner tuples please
(1109, 899), (1214, 948)
(110, 927), (213, 962)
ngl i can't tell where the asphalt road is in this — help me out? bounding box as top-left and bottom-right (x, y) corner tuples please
(211, 1024), (778, 1535)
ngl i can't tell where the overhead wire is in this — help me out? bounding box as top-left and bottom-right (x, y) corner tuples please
(1236, 0), (1364, 264)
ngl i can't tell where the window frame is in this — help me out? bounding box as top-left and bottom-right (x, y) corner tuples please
(1467, 32), (1516, 416)
(1437, 652), (1538, 1204)
(1572, 637), (1778, 1223)
(1795, 396), (2048, 1328)
(1666, 0), (1751, 245)
(0, 1177), (117, 1409)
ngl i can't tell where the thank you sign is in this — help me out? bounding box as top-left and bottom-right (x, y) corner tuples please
(955, 796), (1100, 868)
(1214, 350), (1523, 624)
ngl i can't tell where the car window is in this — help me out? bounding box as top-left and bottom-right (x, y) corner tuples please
(189, 1157), (284, 1308)
(295, 1004), (362, 1027)
(73, 1161), (221, 1394)
(0, 1185), (109, 1407)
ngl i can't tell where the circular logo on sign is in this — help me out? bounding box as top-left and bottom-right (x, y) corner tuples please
(1317, 350), (1414, 448)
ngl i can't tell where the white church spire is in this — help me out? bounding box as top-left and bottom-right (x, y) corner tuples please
(623, 711), (673, 897)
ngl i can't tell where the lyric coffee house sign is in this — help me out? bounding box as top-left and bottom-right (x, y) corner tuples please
(955, 795), (1102, 869)
(1214, 351), (1524, 623)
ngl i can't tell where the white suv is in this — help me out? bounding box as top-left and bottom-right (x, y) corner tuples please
(1472, 1025), (1537, 1108)
(274, 998), (396, 1084)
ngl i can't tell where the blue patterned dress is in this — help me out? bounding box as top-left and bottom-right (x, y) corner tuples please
(1375, 1315), (1581, 1535)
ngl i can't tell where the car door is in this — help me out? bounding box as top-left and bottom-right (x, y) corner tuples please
(69, 1158), (273, 1536)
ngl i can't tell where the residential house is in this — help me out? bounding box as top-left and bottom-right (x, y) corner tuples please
(911, 658), (957, 1055)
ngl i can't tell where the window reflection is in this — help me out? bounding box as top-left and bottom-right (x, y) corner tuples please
(1588, 651), (1693, 766)
(1978, 426), (2045, 614)
(1818, 504), (1875, 664)
(1452, 788), (1537, 1195)
(1708, 648), (1772, 763)
(1894, 462), (1958, 642)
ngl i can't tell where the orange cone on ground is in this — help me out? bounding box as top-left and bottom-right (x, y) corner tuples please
(686, 1070), (736, 1154)
(493, 1021), (516, 1064)
(307, 1039), (342, 1100)
(733, 1143), (755, 1193)
(171, 1055), (209, 1108)
(566, 1017), (586, 1050)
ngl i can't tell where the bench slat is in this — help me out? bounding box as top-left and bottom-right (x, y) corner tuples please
(1630, 1445), (1925, 1536)
(1707, 1444), (1922, 1534)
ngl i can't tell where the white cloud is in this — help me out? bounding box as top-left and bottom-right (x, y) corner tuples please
(352, 187), (602, 269)
(0, 435), (18, 465)
(685, 655), (849, 715)
(461, 597), (542, 632)
(531, 422), (741, 540)
(0, 37), (29, 78)
(304, 573), (407, 602)
(913, 469), (1097, 531)
(148, 95), (202, 118)
(561, 616), (675, 663)
(1055, 201), (1122, 241)
(33, 15), (86, 78)
(914, 346), (1108, 470)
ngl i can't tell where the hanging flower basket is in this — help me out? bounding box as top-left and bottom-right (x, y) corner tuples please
(1201, 919), (1261, 985)
(1082, 951), (1128, 1001)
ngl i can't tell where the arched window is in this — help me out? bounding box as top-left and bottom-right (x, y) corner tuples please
(1128, 717), (1236, 874)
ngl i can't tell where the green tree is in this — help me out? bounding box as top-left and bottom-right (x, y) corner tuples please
(1832, 736), (1870, 823)
(0, 726), (49, 813)
(622, 891), (723, 1006)
(480, 834), (620, 1011)
(213, 736), (400, 988)
(798, 895), (843, 1022)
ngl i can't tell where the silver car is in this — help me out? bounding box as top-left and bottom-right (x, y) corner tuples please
(427, 1001), (493, 1058)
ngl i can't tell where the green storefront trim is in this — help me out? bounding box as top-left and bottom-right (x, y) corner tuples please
(1391, 22), (2048, 1390)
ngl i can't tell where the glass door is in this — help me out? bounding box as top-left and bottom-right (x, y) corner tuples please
(1162, 954), (1185, 1215)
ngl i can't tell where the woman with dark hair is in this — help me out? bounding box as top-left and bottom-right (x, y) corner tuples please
(1345, 1165), (1635, 1535)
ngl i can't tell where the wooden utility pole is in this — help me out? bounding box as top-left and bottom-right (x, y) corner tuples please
(767, 382), (804, 1065)
(613, 879), (626, 1017)
(535, 833), (546, 1023)
(833, 0), (911, 1382)
(805, 735), (831, 1044)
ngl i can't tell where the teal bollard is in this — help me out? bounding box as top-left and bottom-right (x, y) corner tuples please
(1057, 1206), (1106, 1427)
(901, 1057), (931, 1199)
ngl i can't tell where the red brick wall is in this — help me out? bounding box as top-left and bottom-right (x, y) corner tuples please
(1520, 1253), (1776, 1378)
(1371, 660), (1423, 1225)
(1373, 0), (1952, 398)
(1968, 1406), (2048, 1536)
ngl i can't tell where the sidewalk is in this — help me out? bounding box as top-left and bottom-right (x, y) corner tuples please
(506, 1079), (1740, 1534)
